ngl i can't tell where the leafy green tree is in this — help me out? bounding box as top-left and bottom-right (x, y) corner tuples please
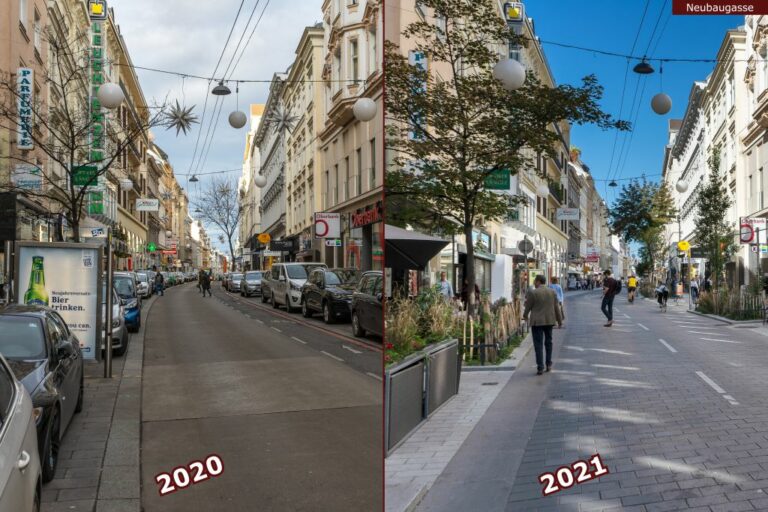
(385, 0), (627, 312)
(695, 148), (736, 292)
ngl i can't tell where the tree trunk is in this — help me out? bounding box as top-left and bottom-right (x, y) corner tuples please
(228, 237), (235, 271)
(464, 221), (476, 318)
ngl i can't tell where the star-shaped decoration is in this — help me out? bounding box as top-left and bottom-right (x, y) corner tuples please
(265, 105), (298, 136)
(164, 100), (199, 136)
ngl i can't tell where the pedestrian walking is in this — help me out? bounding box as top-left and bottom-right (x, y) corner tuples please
(601, 269), (619, 327)
(548, 276), (565, 321)
(524, 274), (563, 375)
(201, 271), (212, 297)
(690, 275), (700, 304)
(438, 271), (454, 301)
(198, 269), (205, 294)
(153, 268), (165, 296)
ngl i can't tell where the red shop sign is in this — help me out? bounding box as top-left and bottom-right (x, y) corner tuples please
(351, 201), (383, 228)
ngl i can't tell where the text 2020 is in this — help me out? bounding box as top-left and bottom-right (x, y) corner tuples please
(155, 454), (224, 496)
(538, 454), (609, 496)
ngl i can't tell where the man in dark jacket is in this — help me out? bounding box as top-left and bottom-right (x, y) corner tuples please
(201, 271), (212, 297)
(524, 274), (563, 375)
(601, 269), (618, 327)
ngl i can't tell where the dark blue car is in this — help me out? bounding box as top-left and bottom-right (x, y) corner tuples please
(113, 272), (141, 332)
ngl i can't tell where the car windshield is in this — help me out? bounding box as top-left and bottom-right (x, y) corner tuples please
(114, 276), (135, 298)
(231, 273), (243, 281)
(286, 265), (324, 279)
(0, 316), (46, 359)
(245, 272), (262, 281)
(136, 273), (148, 282)
(101, 284), (118, 304)
(326, 270), (360, 285)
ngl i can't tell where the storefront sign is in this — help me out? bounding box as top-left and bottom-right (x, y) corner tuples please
(263, 250), (281, 257)
(556, 208), (580, 221)
(88, 3), (106, 189)
(17, 68), (33, 150)
(351, 201), (383, 228)
(136, 198), (160, 211)
(16, 243), (102, 360)
(161, 250), (176, 255)
(88, 192), (104, 214)
(315, 212), (341, 238)
(12, 163), (42, 190)
(325, 239), (342, 247)
(484, 169), (510, 190)
(269, 239), (294, 252)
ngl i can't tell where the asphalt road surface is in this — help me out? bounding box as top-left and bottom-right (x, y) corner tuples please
(140, 283), (382, 511)
(418, 290), (768, 512)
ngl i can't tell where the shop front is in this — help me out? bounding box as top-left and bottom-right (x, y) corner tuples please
(346, 200), (383, 271)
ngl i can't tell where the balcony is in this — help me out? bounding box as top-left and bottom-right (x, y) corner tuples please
(548, 180), (564, 204)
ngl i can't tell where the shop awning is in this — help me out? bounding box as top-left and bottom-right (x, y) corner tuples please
(385, 224), (449, 270)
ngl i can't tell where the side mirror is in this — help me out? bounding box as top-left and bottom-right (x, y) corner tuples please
(279, 275), (286, 282)
(376, 293), (383, 303)
(57, 340), (75, 358)
(121, 298), (128, 306)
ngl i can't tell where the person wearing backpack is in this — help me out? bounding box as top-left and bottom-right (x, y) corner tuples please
(601, 269), (619, 327)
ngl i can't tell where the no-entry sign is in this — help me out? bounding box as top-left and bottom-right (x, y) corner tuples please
(314, 213), (340, 239)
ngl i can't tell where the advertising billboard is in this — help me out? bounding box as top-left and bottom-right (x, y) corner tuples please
(314, 213), (341, 238)
(15, 243), (103, 360)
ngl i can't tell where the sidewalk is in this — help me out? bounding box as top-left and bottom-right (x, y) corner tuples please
(41, 295), (152, 512)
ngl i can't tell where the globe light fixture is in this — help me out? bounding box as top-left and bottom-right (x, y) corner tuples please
(253, 174), (267, 188)
(229, 110), (247, 129)
(353, 97), (377, 122)
(97, 83), (125, 109)
(651, 93), (672, 115)
(119, 178), (133, 190)
(536, 183), (550, 196)
(211, 81), (231, 96)
(493, 59), (526, 91)
(675, 180), (688, 193)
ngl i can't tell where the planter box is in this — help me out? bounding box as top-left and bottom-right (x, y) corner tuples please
(385, 339), (459, 455)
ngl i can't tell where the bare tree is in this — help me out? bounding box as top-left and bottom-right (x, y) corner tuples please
(0, 28), (170, 242)
(193, 176), (245, 266)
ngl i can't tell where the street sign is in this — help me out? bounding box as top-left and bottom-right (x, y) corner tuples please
(314, 213), (341, 239)
(325, 239), (342, 247)
(752, 245), (759, 253)
(90, 227), (105, 238)
(263, 250), (281, 257)
(556, 208), (580, 221)
(258, 233), (271, 244)
(740, 223), (754, 244)
(484, 169), (510, 190)
(517, 239), (533, 254)
(136, 198), (160, 211)
(677, 240), (690, 252)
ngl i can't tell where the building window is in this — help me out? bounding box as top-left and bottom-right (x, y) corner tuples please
(324, 170), (329, 209)
(370, 138), (376, 188)
(356, 148), (362, 195)
(350, 40), (359, 82)
(33, 9), (41, 49)
(334, 164), (339, 204)
(19, 0), (27, 27)
(368, 24), (377, 75)
(344, 156), (350, 201)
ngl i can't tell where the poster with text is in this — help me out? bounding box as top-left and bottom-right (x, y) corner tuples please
(16, 244), (101, 360)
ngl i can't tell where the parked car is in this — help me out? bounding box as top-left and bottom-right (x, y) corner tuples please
(0, 352), (42, 512)
(240, 271), (263, 297)
(222, 273), (230, 289)
(301, 268), (361, 323)
(102, 285), (129, 357)
(264, 263), (327, 312)
(113, 272), (141, 333)
(0, 305), (84, 482)
(143, 270), (156, 293)
(135, 272), (151, 298)
(351, 271), (383, 338)
(227, 273), (243, 293)
(161, 272), (175, 287)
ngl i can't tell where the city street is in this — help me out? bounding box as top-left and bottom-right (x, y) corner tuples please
(415, 290), (768, 512)
(140, 283), (382, 511)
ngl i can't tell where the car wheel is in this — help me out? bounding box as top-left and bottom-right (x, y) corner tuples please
(74, 372), (84, 413)
(285, 295), (294, 313)
(323, 301), (335, 324)
(352, 311), (365, 337)
(272, 293), (279, 309)
(41, 408), (61, 483)
(261, 290), (268, 303)
(33, 483), (41, 512)
(113, 337), (128, 357)
(301, 298), (312, 318)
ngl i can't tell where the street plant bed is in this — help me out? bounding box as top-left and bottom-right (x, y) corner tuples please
(696, 289), (765, 321)
(463, 333), (523, 366)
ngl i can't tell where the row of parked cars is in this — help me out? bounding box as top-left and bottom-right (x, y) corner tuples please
(0, 267), (161, 510)
(222, 263), (383, 339)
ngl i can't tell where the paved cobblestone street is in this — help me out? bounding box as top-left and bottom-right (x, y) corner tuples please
(413, 291), (768, 512)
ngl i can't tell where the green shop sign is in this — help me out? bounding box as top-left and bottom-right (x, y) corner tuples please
(88, 191), (104, 214)
(72, 165), (99, 187)
(88, 17), (105, 177)
(484, 169), (510, 190)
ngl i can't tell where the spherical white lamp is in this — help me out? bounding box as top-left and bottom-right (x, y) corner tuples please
(97, 83), (125, 109)
(119, 178), (133, 191)
(675, 180), (688, 193)
(253, 174), (267, 188)
(537, 183), (550, 196)
(493, 59), (526, 91)
(651, 93), (672, 115)
(353, 97), (377, 122)
(228, 110), (247, 129)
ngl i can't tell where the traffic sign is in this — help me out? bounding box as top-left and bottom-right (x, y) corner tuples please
(677, 240), (690, 252)
(314, 213), (341, 239)
(258, 233), (271, 244)
(740, 223), (754, 244)
(517, 239), (533, 254)
(325, 239), (342, 247)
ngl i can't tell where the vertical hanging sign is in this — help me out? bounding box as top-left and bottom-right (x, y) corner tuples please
(88, 0), (108, 193)
(17, 68), (34, 150)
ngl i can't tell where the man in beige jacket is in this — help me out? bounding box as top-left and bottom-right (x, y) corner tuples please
(524, 274), (563, 375)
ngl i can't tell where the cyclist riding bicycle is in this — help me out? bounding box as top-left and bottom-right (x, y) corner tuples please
(627, 275), (638, 303)
(655, 282), (669, 310)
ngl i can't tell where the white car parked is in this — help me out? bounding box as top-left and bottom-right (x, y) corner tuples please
(0, 353), (42, 512)
(265, 263), (327, 313)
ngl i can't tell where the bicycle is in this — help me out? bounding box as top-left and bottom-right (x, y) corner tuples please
(656, 291), (668, 313)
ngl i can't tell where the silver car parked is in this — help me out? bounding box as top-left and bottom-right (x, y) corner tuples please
(0, 353), (42, 512)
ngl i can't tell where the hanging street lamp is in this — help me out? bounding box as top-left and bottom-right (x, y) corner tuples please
(212, 80), (231, 96)
(353, 97), (377, 122)
(493, 58), (526, 91)
(97, 83), (125, 109)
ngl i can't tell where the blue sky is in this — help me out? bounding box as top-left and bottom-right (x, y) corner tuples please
(524, 1), (739, 204)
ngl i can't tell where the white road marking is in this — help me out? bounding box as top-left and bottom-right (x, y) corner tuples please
(321, 350), (344, 362)
(366, 372), (383, 381)
(688, 330), (718, 335)
(723, 394), (736, 401)
(658, 339), (677, 353)
(255, 319), (264, 324)
(699, 337), (741, 344)
(696, 371), (726, 394)
(291, 336), (307, 344)
(637, 323), (649, 331)
(592, 364), (640, 371)
(271, 327), (282, 333)
(342, 345), (363, 354)
(622, 313), (631, 319)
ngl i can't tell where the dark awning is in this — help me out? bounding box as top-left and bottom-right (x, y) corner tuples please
(385, 224), (449, 271)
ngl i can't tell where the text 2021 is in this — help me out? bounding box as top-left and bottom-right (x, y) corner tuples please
(538, 454), (609, 496)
